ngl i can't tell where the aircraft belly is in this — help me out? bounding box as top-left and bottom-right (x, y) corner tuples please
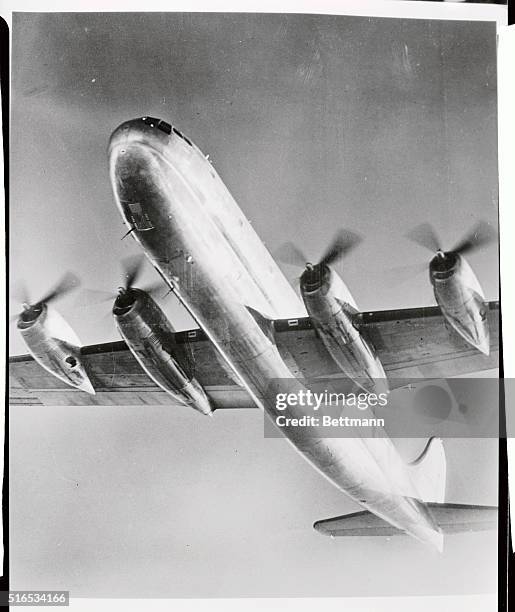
(114, 147), (279, 321)
(165, 144), (305, 318)
(287, 434), (441, 547)
(132, 202), (436, 543)
(109, 121), (441, 547)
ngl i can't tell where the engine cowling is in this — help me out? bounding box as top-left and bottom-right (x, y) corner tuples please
(113, 288), (213, 415)
(17, 304), (95, 394)
(429, 252), (489, 355)
(300, 263), (388, 395)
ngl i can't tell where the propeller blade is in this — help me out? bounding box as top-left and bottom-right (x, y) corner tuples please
(11, 281), (30, 306)
(9, 311), (20, 324)
(35, 271), (80, 306)
(451, 220), (497, 256)
(319, 230), (362, 267)
(381, 261), (428, 288)
(405, 223), (441, 254)
(122, 254), (146, 289)
(144, 281), (169, 299)
(275, 242), (309, 268)
(79, 288), (117, 307)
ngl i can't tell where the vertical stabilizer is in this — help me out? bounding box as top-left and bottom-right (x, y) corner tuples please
(407, 437), (446, 503)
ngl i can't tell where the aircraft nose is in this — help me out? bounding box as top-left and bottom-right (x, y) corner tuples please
(108, 117), (173, 153)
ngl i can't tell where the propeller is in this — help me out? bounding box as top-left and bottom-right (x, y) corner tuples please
(277, 229), (362, 270)
(122, 254), (145, 291)
(276, 229), (362, 292)
(11, 271), (80, 323)
(319, 230), (362, 268)
(406, 220), (497, 258)
(118, 254), (165, 296)
(385, 220), (498, 288)
(34, 272), (80, 307)
(81, 255), (166, 309)
(12, 281), (31, 307)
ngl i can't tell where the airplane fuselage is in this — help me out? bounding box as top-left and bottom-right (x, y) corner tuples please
(108, 117), (443, 550)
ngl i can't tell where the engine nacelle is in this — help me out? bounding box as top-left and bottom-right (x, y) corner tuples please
(429, 252), (489, 355)
(17, 304), (95, 394)
(113, 288), (213, 415)
(300, 263), (388, 394)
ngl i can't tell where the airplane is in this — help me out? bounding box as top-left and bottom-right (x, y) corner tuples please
(9, 116), (500, 551)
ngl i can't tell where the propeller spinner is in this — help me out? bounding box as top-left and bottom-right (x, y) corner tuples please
(113, 254), (165, 313)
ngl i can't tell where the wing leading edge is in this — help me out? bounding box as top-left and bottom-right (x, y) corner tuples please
(9, 301), (499, 407)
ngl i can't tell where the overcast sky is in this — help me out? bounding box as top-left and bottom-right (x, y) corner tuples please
(10, 12), (499, 598)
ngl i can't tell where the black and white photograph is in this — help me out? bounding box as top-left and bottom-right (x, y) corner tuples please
(4, 2), (511, 610)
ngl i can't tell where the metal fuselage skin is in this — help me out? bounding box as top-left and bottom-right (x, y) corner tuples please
(17, 305), (95, 394)
(430, 252), (489, 355)
(300, 264), (388, 394)
(113, 288), (212, 415)
(108, 117), (442, 550)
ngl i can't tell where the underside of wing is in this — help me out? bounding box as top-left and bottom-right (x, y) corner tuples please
(9, 301), (499, 406)
(9, 339), (255, 409)
(274, 301), (499, 381)
(357, 302), (499, 378)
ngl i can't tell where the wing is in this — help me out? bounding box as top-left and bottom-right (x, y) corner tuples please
(9, 301), (499, 407)
(9, 339), (255, 409)
(274, 300), (499, 379)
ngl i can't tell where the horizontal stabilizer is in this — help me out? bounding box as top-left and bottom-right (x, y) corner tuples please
(314, 503), (497, 537)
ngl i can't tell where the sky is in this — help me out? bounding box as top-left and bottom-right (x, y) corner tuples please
(9, 12), (500, 599)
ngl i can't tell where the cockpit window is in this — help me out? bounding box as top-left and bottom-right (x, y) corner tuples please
(172, 126), (193, 147)
(157, 120), (172, 135)
(141, 116), (159, 127)
(141, 117), (172, 135)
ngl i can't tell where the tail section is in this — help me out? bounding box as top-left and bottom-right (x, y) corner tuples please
(314, 440), (496, 547)
(406, 437), (446, 503)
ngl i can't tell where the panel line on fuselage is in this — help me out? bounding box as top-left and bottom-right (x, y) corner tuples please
(144, 257), (264, 409)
